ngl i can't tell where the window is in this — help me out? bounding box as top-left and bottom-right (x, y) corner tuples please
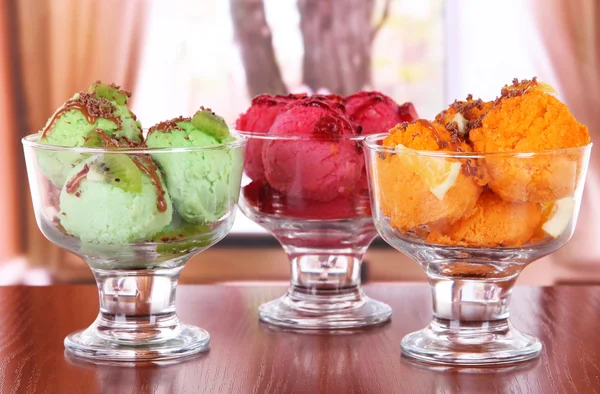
(132, 0), (550, 234)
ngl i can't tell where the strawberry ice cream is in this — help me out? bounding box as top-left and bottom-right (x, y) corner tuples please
(261, 97), (363, 202)
(345, 91), (418, 134)
(236, 93), (306, 181)
(242, 179), (371, 219)
(238, 93), (416, 219)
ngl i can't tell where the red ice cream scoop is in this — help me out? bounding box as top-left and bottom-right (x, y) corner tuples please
(236, 93), (306, 181)
(345, 91), (418, 134)
(262, 97), (363, 202)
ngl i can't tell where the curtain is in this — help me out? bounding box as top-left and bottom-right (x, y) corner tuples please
(0, 2), (20, 265)
(531, 0), (600, 279)
(11, 0), (147, 280)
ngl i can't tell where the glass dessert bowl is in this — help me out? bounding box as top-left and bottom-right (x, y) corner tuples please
(364, 133), (592, 365)
(236, 92), (418, 330)
(23, 124), (245, 362)
(240, 131), (392, 330)
(234, 91), (425, 329)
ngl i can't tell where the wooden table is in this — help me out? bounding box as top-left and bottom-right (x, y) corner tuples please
(1, 285), (599, 393)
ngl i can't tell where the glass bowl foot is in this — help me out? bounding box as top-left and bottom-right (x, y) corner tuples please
(259, 288), (392, 330)
(65, 324), (210, 362)
(400, 319), (542, 366)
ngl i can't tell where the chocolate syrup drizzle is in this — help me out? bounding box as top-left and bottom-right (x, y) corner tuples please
(65, 164), (90, 195)
(414, 119), (461, 151)
(131, 155), (168, 212)
(66, 129), (168, 213)
(41, 92), (122, 138)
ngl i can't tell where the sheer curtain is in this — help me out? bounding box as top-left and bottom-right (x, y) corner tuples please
(11, 0), (147, 280)
(531, 0), (600, 280)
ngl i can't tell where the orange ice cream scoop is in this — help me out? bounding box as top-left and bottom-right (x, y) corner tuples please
(376, 121), (483, 230)
(428, 190), (542, 247)
(469, 78), (590, 202)
(374, 154), (482, 230)
(384, 119), (469, 151)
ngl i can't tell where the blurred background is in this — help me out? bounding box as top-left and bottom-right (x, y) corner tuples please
(1, 0), (599, 285)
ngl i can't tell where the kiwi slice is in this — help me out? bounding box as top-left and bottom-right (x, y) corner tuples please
(87, 154), (143, 193)
(150, 221), (210, 243)
(152, 222), (212, 254)
(191, 108), (230, 140)
(89, 82), (128, 106)
(83, 129), (105, 147)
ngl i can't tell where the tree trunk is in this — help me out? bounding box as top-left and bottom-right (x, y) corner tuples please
(230, 0), (288, 97)
(298, 0), (377, 95)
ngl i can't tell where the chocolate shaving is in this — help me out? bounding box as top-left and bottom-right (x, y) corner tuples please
(449, 134), (464, 151)
(450, 97), (486, 120)
(496, 77), (539, 102)
(436, 94), (490, 138)
(467, 117), (483, 131)
(77, 92), (119, 120)
(445, 122), (458, 134)
(147, 116), (190, 135)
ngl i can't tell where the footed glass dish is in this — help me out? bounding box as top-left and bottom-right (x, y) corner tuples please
(364, 133), (592, 365)
(239, 131), (391, 330)
(23, 133), (245, 362)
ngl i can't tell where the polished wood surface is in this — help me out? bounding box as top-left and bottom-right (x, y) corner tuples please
(1, 285), (599, 393)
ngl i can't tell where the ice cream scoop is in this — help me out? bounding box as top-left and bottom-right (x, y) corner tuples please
(236, 94), (306, 181)
(87, 81), (143, 141)
(59, 148), (173, 244)
(345, 91), (418, 134)
(261, 97), (363, 202)
(146, 108), (241, 224)
(427, 190), (542, 247)
(38, 82), (143, 185)
(376, 120), (483, 230)
(469, 78), (590, 202)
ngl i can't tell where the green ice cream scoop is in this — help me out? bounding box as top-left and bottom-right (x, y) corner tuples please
(38, 82), (143, 185)
(145, 108), (241, 224)
(59, 153), (173, 244)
